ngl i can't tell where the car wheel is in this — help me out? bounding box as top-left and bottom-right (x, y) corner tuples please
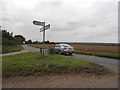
(59, 51), (62, 55)
(69, 53), (72, 55)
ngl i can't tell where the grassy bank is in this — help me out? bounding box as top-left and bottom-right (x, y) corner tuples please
(3, 52), (111, 77)
(2, 45), (23, 54)
(75, 50), (120, 59)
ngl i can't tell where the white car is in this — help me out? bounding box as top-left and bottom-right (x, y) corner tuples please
(53, 44), (74, 55)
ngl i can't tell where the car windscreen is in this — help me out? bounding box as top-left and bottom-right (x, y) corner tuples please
(62, 45), (71, 47)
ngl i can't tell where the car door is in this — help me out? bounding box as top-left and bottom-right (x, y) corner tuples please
(54, 45), (59, 53)
(57, 45), (61, 52)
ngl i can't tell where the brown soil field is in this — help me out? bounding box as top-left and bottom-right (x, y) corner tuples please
(71, 44), (119, 54)
(29, 44), (119, 54)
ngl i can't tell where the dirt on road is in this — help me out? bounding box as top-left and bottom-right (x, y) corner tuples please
(3, 73), (118, 88)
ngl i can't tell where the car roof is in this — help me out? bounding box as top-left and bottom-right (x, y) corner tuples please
(57, 44), (70, 46)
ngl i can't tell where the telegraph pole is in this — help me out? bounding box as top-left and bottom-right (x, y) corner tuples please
(43, 24), (45, 56)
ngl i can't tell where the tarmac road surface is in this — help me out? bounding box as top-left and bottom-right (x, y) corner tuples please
(71, 54), (118, 72)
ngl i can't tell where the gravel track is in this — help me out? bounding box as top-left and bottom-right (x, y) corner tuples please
(3, 73), (118, 88)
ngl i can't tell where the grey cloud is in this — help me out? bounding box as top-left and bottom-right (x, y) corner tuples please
(2, 17), (11, 22)
(52, 20), (88, 32)
(66, 20), (97, 32)
(51, 21), (85, 32)
(1, 0), (118, 42)
(67, 21), (87, 28)
(48, 1), (62, 6)
(71, 31), (80, 36)
(51, 26), (71, 32)
(34, 1), (62, 10)
(68, 2), (117, 30)
(84, 32), (118, 42)
(67, 17), (104, 29)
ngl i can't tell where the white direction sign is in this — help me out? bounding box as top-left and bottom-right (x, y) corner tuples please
(40, 24), (50, 32)
(33, 20), (45, 26)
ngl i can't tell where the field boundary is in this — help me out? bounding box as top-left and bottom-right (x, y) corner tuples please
(75, 50), (119, 59)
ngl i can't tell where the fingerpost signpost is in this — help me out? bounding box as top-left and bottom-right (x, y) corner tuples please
(33, 20), (50, 56)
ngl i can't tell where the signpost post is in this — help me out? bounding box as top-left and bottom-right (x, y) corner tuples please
(33, 20), (50, 56)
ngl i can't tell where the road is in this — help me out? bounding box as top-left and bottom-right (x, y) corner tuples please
(22, 45), (118, 72)
(71, 54), (118, 72)
(22, 45), (40, 52)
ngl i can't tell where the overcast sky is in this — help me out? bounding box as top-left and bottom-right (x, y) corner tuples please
(1, 0), (119, 43)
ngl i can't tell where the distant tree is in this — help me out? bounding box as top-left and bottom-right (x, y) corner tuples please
(25, 39), (32, 44)
(49, 42), (55, 44)
(14, 35), (25, 44)
(2, 30), (16, 46)
(45, 40), (50, 44)
(2, 30), (26, 46)
(2, 30), (14, 40)
(33, 41), (41, 44)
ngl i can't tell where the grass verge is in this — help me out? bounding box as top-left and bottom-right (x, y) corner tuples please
(3, 52), (111, 77)
(2, 45), (23, 54)
(75, 50), (120, 59)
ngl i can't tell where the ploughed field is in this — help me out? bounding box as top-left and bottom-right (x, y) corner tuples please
(71, 44), (119, 54)
(28, 44), (119, 54)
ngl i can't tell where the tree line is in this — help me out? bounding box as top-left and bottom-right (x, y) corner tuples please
(1, 30), (56, 46)
(25, 40), (55, 44)
(1, 30), (25, 46)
